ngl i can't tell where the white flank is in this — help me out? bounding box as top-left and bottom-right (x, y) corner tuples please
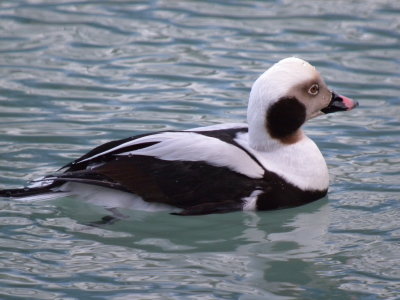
(59, 182), (178, 212)
(11, 192), (72, 202)
(242, 189), (264, 211)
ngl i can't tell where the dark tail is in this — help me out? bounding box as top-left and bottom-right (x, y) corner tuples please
(0, 182), (63, 199)
(1, 171), (124, 200)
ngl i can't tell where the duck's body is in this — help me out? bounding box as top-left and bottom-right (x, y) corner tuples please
(0, 58), (358, 215)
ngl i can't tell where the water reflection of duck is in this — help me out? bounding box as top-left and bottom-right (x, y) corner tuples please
(0, 57), (358, 216)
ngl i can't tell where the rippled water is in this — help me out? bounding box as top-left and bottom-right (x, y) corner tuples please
(0, 0), (399, 299)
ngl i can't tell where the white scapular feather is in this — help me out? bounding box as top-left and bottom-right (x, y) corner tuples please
(117, 131), (265, 179)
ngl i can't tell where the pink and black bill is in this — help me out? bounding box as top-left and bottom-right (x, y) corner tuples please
(321, 92), (359, 114)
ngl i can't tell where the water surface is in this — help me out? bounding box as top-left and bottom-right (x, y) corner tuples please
(0, 0), (399, 299)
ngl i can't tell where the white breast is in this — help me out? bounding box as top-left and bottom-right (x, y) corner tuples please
(235, 132), (329, 191)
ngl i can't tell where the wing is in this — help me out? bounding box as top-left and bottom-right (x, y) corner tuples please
(62, 125), (264, 178)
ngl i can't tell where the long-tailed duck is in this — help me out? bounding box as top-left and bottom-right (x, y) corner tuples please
(0, 57), (358, 215)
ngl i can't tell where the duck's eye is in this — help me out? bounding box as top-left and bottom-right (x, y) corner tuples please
(308, 84), (319, 96)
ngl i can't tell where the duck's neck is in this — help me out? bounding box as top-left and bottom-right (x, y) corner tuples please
(248, 124), (305, 152)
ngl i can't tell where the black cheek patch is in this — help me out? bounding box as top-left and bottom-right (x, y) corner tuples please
(266, 97), (306, 139)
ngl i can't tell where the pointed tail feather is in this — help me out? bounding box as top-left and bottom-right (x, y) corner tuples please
(1, 171), (124, 202)
(0, 181), (68, 201)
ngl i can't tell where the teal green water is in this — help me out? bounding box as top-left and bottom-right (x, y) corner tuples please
(0, 0), (399, 299)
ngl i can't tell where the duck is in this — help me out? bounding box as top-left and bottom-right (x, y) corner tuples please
(0, 57), (358, 216)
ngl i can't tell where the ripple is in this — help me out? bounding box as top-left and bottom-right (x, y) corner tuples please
(0, 0), (399, 299)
